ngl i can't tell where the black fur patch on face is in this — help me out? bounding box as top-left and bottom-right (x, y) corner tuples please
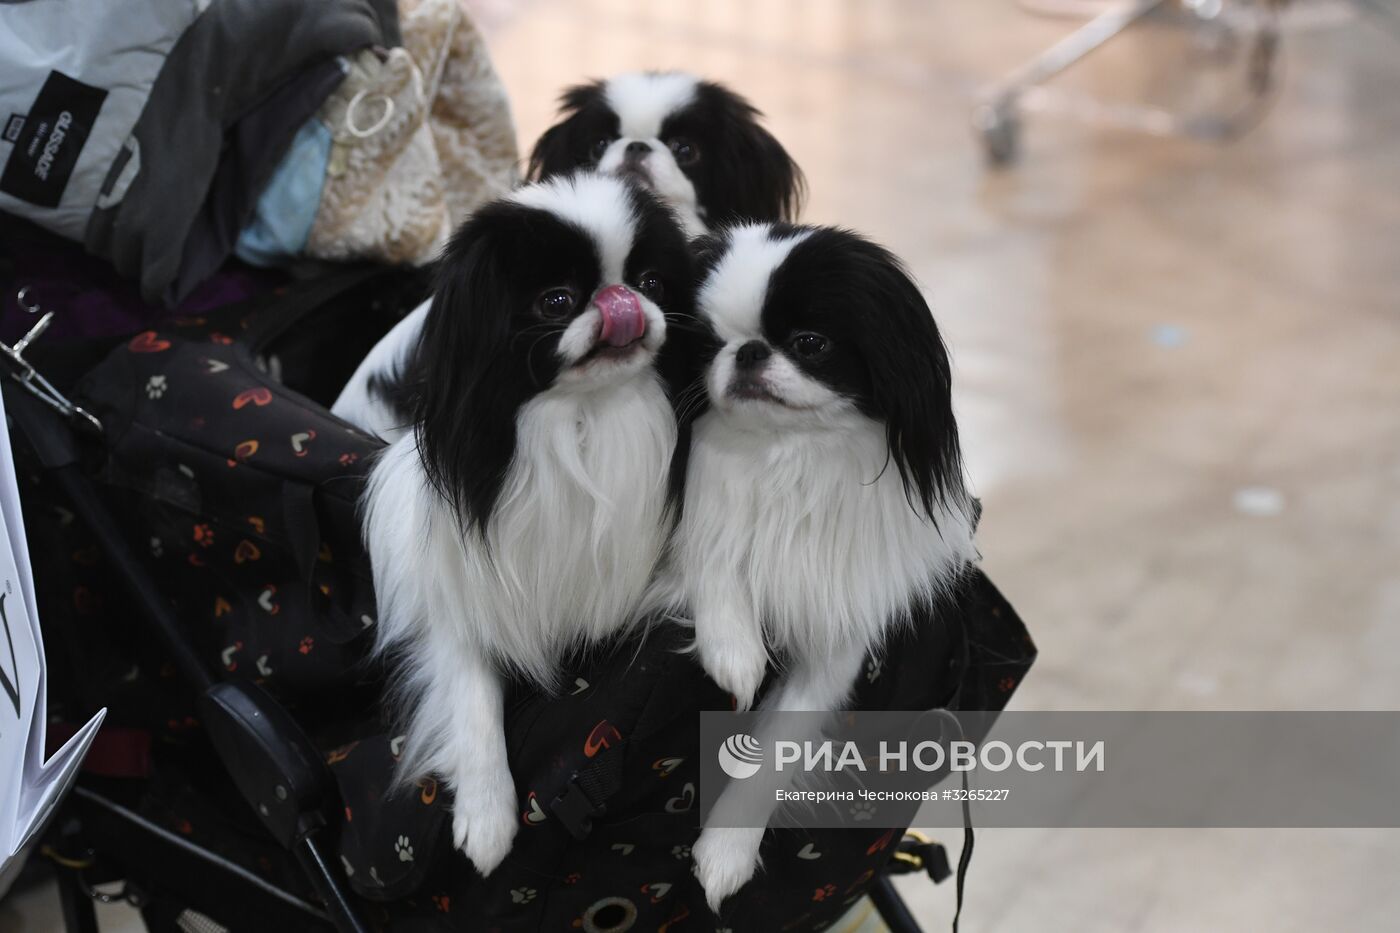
(623, 188), (696, 319)
(527, 81), (619, 179)
(658, 82), (803, 225)
(761, 226), (964, 517)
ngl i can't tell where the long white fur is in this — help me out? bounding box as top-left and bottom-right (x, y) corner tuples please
(365, 376), (676, 872)
(362, 175), (678, 875)
(679, 413), (975, 683)
(674, 227), (977, 908)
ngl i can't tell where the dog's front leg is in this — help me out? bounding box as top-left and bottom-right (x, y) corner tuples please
(434, 643), (517, 875)
(693, 643), (867, 911)
(693, 590), (769, 711)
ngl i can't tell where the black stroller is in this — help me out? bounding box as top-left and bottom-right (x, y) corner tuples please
(3, 262), (1035, 933)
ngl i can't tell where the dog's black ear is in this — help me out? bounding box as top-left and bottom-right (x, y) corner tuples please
(672, 231), (726, 388)
(852, 241), (965, 520)
(411, 212), (523, 531)
(730, 119), (805, 223)
(527, 81), (607, 181)
(688, 232), (727, 277)
(704, 85), (805, 224)
(657, 232), (729, 514)
(526, 122), (574, 182)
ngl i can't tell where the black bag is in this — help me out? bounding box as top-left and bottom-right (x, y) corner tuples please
(18, 271), (1036, 932)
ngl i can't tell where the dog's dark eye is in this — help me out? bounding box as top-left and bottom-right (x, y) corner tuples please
(589, 137), (614, 162)
(535, 287), (577, 319)
(634, 271), (664, 302)
(790, 332), (830, 360)
(667, 137), (699, 167)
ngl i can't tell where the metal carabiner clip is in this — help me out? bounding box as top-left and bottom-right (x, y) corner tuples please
(2, 287), (104, 435)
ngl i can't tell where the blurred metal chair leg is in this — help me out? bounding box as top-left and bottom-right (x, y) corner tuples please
(973, 0), (1285, 165)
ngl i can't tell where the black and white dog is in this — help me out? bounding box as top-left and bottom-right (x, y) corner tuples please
(363, 172), (694, 875)
(331, 71), (801, 440)
(663, 223), (979, 907)
(528, 71), (803, 238)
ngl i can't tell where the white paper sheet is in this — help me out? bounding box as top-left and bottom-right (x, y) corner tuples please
(0, 387), (106, 890)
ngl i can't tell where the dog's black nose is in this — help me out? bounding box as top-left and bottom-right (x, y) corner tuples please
(625, 140), (651, 158)
(735, 341), (772, 369)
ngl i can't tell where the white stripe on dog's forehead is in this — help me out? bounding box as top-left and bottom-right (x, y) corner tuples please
(604, 72), (699, 139)
(509, 174), (637, 282)
(699, 224), (811, 341)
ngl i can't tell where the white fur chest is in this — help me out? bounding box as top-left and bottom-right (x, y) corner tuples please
(366, 372), (676, 687)
(672, 414), (977, 663)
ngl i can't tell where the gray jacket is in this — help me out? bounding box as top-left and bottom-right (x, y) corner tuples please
(0, 0), (398, 304)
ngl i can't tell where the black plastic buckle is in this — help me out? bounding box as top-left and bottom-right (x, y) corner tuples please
(549, 780), (605, 840)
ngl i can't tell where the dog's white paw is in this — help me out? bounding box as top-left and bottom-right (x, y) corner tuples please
(452, 789), (517, 876)
(698, 640), (767, 711)
(693, 826), (764, 913)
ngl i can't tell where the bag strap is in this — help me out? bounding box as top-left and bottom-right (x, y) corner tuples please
(282, 478), (374, 641)
(549, 740), (627, 840)
(952, 783), (973, 932)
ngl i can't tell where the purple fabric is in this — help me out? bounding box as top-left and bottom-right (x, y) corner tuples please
(1, 227), (286, 344)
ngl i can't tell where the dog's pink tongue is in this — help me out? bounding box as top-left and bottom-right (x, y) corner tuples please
(594, 285), (646, 347)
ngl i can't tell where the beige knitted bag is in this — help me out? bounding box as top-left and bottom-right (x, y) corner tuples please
(305, 0), (519, 266)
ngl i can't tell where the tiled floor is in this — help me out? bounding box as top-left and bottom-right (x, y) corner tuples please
(6, 1), (1399, 930)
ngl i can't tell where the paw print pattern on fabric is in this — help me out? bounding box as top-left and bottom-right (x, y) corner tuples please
(145, 375), (167, 399)
(510, 887), (537, 904)
(670, 844), (691, 861)
(865, 657), (882, 683)
(394, 835), (413, 862)
(298, 636), (314, 655)
(850, 800), (876, 822)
